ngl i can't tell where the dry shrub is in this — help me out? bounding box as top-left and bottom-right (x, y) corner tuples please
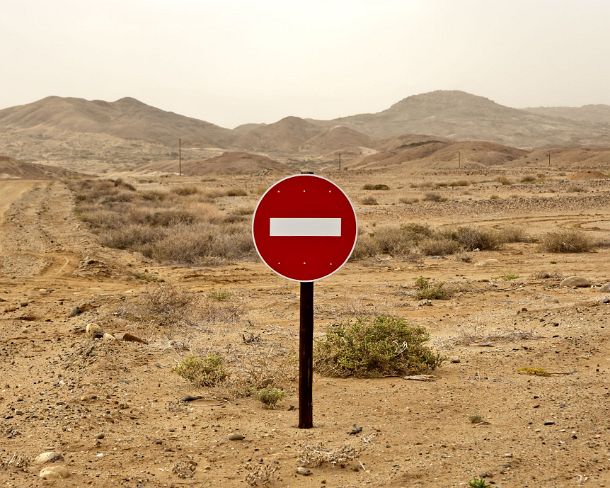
(256, 386), (286, 409)
(226, 188), (248, 197)
(361, 196), (378, 205)
(398, 196), (419, 204)
(362, 183), (390, 190)
(496, 226), (530, 243)
(419, 237), (461, 256)
(128, 283), (242, 327)
(496, 176), (512, 185)
(298, 443), (360, 468)
(147, 223), (252, 264)
(314, 316), (443, 378)
(172, 185), (199, 196)
(423, 191), (447, 202)
(540, 230), (592, 253)
(245, 461), (279, 487)
(445, 226), (501, 251)
(520, 175), (536, 183)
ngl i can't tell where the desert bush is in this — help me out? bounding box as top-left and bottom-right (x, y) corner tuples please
(362, 183), (390, 190)
(448, 180), (470, 187)
(540, 230), (592, 253)
(469, 414), (485, 424)
(496, 226), (530, 243)
(496, 176), (512, 185)
(447, 226), (501, 251)
(423, 191), (447, 202)
(414, 276), (452, 300)
(245, 461), (279, 487)
(361, 196), (378, 205)
(171, 185), (199, 196)
(298, 442), (361, 468)
(520, 175), (536, 183)
(226, 188), (248, 197)
(256, 386), (286, 409)
(175, 353), (227, 387)
(314, 316), (443, 378)
(102, 224), (167, 249)
(398, 196), (419, 204)
(419, 237), (461, 256)
(566, 184), (585, 193)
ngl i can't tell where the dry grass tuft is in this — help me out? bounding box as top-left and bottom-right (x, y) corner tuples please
(540, 230), (592, 253)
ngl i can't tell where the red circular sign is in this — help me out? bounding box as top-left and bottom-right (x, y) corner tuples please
(252, 175), (357, 282)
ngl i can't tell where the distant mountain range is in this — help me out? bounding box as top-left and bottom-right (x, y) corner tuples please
(2, 90), (610, 165)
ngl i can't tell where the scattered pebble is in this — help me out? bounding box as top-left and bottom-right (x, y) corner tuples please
(228, 433), (245, 441)
(450, 356), (461, 363)
(34, 451), (63, 465)
(348, 425), (363, 435)
(296, 467), (312, 476)
(39, 465), (70, 479)
(85, 323), (103, 338)
(560, 276), (591, 288)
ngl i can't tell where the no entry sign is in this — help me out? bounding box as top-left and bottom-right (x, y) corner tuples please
(252, 174), (357, 282)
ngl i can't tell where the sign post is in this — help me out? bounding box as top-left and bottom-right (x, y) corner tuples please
(252, 174), (357, 428)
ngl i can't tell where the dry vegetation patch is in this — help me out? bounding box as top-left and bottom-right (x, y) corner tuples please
(69, 178), (253, 264)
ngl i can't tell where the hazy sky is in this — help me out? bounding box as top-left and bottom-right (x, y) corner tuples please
(2, 0), (610, 127)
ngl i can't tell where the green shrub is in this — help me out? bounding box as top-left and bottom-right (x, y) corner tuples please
(175, 354), (227, 386)
(469, 478), (491, 488)
(314, 316), (443, 378)
(256, 386), (286, 409)
(540, 230), (592, 253)
(414, 276), (452, 300)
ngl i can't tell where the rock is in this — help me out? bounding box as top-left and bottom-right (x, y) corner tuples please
(600, 283), (610, 292)
(296, 467), (312, 476)
(602, 297), (610, 304)
(114, 332), (148, 344)
(403, 374), (436, 381)
(560, 276), (591, 288)
(544, 420), (556, 425)
(228, 433), (245, 441)
(181, 395), (204, 403)
(34, 451), (63, 465)
(39, 465), (70, 479)
(85, 323), (103, 338)
(418, 299), (433, 307)
(69, 306), (82, 317)
(348, 425), (362, 435)
(450, 356), (461, 363)
(102, 333), (116, 341)
(475, 259), (499, 267)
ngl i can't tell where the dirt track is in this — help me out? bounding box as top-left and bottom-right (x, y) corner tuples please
(0, 176), (609, 487)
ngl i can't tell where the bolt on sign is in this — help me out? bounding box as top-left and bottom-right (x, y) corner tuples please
(252, 174), (358, 428)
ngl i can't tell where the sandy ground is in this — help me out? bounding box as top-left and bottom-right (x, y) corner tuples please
(0, 171), (609, 488)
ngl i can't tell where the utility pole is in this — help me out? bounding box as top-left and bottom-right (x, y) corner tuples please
(548, 153), (551, 167)
(338, 152), (342, 172)
(458, 151), (461, 169)
(178, 138), (182, 176)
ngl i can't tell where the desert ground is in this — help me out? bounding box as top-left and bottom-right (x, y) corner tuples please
(0, 162), (609, 488)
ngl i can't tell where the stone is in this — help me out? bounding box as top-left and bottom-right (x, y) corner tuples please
(228, 433), (245, 441)
(560, 276), (591, 288)
(39, 465), (70, 479)
(450, 356), (461, 363)
(102, 333), (116, 341)
(296, 467), (312, 476)
(544, 420), (556, 426)
(85, 323), (103, 338)
(348, 425), (362, 435)
(34, 451), (63, 465)
(600, 283), (610, 292)
(114, 332), (148, 344)
(475, 259), (499, 267)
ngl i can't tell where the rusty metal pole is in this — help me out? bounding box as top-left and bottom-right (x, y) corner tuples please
(299, 281), (314, 428)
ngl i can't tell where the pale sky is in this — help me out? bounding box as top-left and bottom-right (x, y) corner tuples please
(2, 0), (610, 127)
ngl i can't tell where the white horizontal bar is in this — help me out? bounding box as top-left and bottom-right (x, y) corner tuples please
(270, 218), (341, 236)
